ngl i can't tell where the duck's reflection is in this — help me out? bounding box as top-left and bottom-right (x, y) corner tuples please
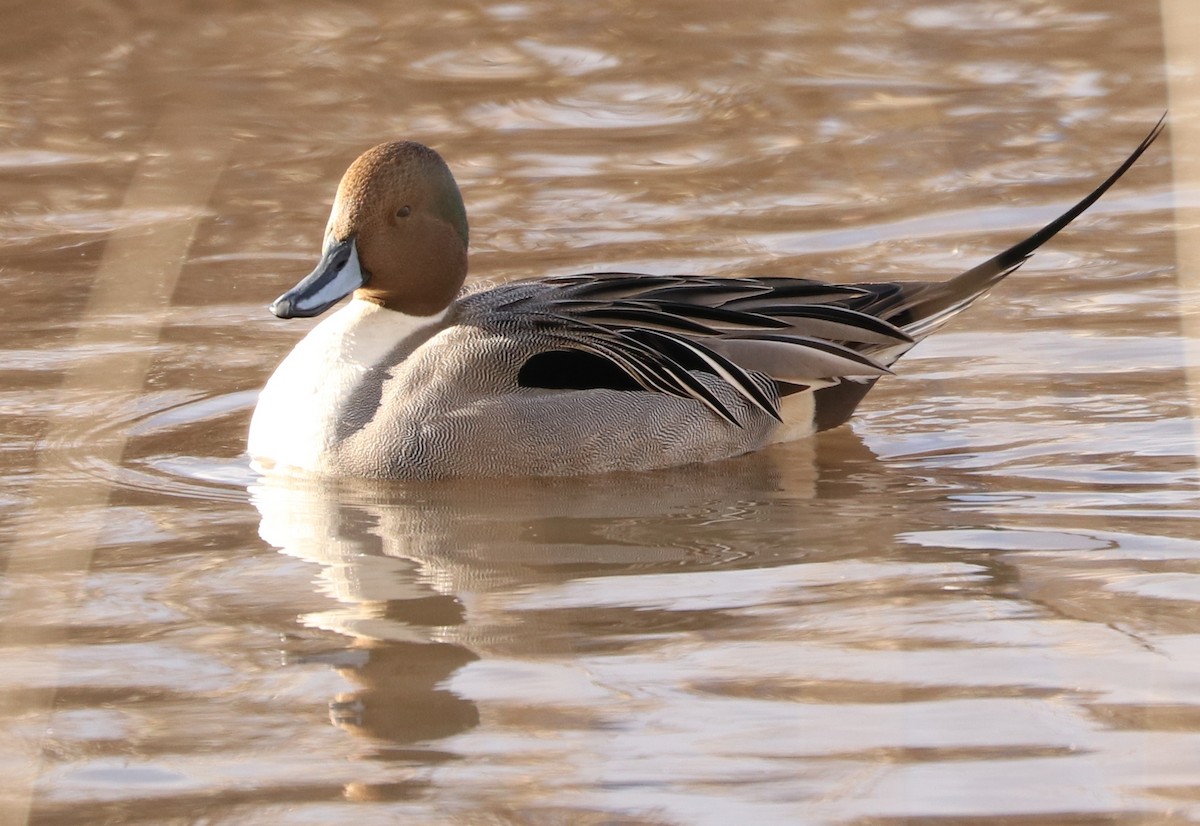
(250, 433), (880, 754)
(328, 638), (480, 746)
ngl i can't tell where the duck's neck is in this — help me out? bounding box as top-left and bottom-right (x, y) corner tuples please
(249, 299), (448, 474)
(319, 299), (445, 370)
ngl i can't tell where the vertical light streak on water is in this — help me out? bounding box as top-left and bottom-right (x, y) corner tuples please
(1162, 0), (1200, 462)
(0, 110), (228, 825)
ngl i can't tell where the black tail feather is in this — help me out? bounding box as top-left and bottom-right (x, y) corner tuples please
(812, 116), (1165, 429)
(872, 114), (1166, 339)
(947, 114), (1166, 302)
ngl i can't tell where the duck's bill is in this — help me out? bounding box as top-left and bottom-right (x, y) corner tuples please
(269, 237), (365, 319)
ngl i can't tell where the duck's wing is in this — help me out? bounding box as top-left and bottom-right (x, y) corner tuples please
(463, 273), (909, 425)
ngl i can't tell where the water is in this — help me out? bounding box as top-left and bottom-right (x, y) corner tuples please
(2, 1), (1198, 823)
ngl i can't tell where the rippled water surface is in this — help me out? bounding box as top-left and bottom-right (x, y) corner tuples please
(3, 1), (1199, 823)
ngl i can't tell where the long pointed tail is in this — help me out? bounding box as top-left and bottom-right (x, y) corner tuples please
(812, 116), (1165, 431)
(887, 114), (1166, 340)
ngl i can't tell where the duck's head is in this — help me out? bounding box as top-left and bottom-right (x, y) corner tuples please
(270, 141), (468, 319)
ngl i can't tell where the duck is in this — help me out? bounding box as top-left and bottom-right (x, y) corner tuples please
(248, 118), (1164, 479)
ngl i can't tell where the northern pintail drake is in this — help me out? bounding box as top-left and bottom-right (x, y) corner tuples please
(249, 119), (1163, 479)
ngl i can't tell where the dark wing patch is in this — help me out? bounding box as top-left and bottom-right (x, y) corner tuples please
(518, 350), (641, 392)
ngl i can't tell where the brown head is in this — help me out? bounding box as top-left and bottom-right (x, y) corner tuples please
(269, 141), (469, 319)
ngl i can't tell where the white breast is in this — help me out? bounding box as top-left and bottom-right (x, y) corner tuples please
(248, 300), (445, 474)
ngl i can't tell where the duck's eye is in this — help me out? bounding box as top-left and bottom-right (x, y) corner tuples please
(396, 205), (412, 219)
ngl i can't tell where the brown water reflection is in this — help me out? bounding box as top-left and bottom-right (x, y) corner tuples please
(2, 0), (1198, 823)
